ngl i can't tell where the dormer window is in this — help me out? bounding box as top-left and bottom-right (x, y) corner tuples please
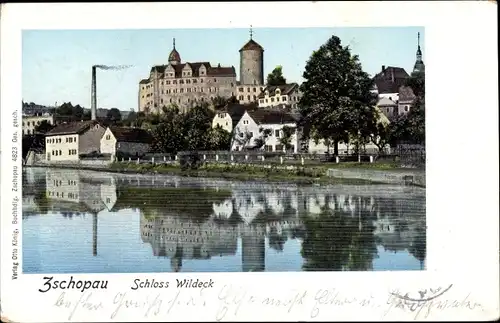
(265, 90), (269, 96)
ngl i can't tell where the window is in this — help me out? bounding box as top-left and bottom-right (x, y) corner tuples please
(239, 87), (244, 92)
(275, 144), (284, 152)
(243, 120), (249, 125)
(59, 150), (62, 155)
(405, 106), (409, 112)
(275, 130), (280, 137)
(214, 78), (217, 82)
(193, 79), (197, 83)
(200, 79), (204, 83)
(247, 95), (251, 101)
(166, 81), (171, 85)
(161, 81), (164, 85)
(161, 99), (164, 103)
(264, 145), (273, 152)
(180, 88), (184, 93)
(271, 98), (275, 102)
(247, 87), (250, 92)
(253, 95), (257, 101)
(259, 99), (264, 104)
(180, 80), (184, 84)
(239, 95), (243, 100)
(277, 97), (280, 102)
(186, 79), (191, 84)
(253, 87), (257, 92)
(249, 132), (253, 137)
(173, 80), (177, 84)
(265, 99), (268, 103)
(231, 83), (234, 87)
(187, 88), (191, 92)
(282, 96), (287, 101)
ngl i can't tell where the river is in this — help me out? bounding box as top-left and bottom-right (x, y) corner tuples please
(22, 167), (426, 273)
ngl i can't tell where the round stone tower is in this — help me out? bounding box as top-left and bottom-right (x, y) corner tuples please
(239, 29), (264, 85)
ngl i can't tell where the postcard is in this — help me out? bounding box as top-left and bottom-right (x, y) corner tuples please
(1, 2), (498, 322)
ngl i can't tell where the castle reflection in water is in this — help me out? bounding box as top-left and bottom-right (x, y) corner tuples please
(23, 167), (426, 272)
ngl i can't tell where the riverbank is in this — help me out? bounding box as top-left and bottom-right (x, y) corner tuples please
(29, 162), (386, 186)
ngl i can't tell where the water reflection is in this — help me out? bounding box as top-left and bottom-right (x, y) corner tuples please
(22, 167), (426, 273)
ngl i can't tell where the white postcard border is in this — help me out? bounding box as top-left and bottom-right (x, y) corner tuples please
(1, 2), (498, 322)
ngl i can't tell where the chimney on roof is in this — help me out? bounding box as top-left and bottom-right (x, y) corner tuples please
(391, 69), (394, 83)
(382, 65), (386, 72)
(218, 63), (221, 68)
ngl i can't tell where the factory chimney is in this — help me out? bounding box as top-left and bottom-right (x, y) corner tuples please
(91, 66), (97, 121)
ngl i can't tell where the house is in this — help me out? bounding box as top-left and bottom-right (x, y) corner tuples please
(377, 97), (398, 120)
(257, 83), (301, 110)
(100, 126), (153, 158)
(45, 120), (105, 162)
(307, 107), (390, 154)
(22, 113), (55, 136)
(231, 109), (299, 153)
(372, 66), (410, 102)
(397, 86), (417, 116)
(212, 102), (258, 133)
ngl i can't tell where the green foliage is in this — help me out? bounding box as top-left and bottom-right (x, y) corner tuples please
(106, 108), (122, 122)
(388, 73), (426, 146)
(232, 126), (253, 149)
(56, 102), (85, 120)
(34, 120), (55, 134)
(267, 65), (287, 86)
(254, 127), (272, 149)
(209, 125), (232, 150)
(279, 126), (296, 152)
(298, 35), (378, 155)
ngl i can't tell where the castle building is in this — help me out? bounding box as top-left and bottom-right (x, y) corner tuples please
(138, 39), (237, 114)
(139, 29), (266, 113)
(236, 28), (265, 104)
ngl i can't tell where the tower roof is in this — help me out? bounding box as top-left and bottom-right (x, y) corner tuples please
(168, 38), (181, 63)
(239, 39), (264, 52)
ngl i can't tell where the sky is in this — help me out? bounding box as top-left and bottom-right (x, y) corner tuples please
(22, 27), (424, 112)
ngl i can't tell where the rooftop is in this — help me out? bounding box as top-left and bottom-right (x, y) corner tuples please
(108, 126), (153, 144)
(45, 120), (99, 136)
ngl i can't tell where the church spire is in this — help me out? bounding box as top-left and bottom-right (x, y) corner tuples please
(412, 32), (425, 75)
(250, 25), (253, 40)
(173, 37), (176, 49)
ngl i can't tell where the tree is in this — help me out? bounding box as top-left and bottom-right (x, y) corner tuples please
(232, 126), (253, 150)
(298, 35), (378, 155)
(209, 126), (232, 151)
(182, 104), (214, 151)
(279, 126), (296, 152)
(253, 127), (272, 149)
(34, 120), (55, 134)
(150, 113), (185, 154)
(106, 108), (122, 123)
(266, 65), (287, 86)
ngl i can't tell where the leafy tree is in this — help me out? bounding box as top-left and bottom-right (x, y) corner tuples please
(183, 105), (214, 150)
(266, 65), (287, 86)
(253, 127), (272, 149)
(106, 108), (122, 122)
(34, 120), (55, 134)
(210, 96), (228, 110)
(150, 113), (185, 154)
(232, 126), (253, 150)
(279, 126), (296, 152)
(298, 35), (378, 155)
(209, 125), (232, 151)
(369, 116), (392, 153)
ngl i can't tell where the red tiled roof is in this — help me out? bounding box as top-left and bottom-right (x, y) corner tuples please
(398, 86), (417, 102)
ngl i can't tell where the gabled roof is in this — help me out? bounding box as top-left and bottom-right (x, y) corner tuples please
(239, 39), (264, 52)
(108, 126), (153, 144)
(398, 85), (417, 102)
(45, 120), (99, 136)
(247, 109), (298, 125)
(377, 97), (397, 107)
(139, 79), (150, 84)
(258, 83), (299, 99)
(373, 66), (409, 94)
(216, 103), (258, 125)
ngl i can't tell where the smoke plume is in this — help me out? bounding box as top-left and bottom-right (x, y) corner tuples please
(93, 65), (132, 70)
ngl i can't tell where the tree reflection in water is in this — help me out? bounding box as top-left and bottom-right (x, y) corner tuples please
(301, 195), (378, 271)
